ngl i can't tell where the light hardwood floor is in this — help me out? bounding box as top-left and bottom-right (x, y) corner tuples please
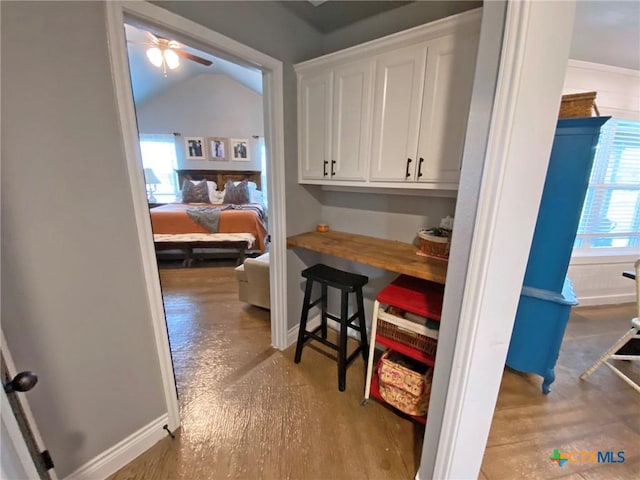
(109, 263), (639, 480)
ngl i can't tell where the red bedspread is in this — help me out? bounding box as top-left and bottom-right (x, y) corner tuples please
(150, 203), (267, 252)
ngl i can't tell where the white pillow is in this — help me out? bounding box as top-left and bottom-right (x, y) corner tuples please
(189, 180), (218, 203)
(210, 190), (225, 203)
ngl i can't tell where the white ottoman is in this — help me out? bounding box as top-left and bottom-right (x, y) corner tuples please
(234, 252), (270, 309)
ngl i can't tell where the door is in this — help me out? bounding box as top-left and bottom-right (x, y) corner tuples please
(1, 333), (56, 480)
(299, 70), (333, 180)
(369, 42), (427, 182)
(417, 31), (480, 185)
(331, 59), (373, 181)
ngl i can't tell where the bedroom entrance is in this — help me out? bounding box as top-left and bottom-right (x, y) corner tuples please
(106, 2), (288, 430)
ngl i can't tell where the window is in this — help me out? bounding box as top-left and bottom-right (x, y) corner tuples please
(139, 134), (179, 203)
(573, 119), (640, 255)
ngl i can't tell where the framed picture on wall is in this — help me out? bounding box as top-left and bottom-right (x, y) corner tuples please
(230, 138), (250, 162)
(184, 136), (206, 160)
(207, 137), (228, 161)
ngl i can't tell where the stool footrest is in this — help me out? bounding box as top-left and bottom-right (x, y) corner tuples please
(320, 312), (365, 333)
(308, 297), (325, 309)
(306, 326), (339, 351)
(347, 347), (363, 366)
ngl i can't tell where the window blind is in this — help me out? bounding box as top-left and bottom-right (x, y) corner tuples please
(139, 134), (179, 202)
(574, 119), (640, 254)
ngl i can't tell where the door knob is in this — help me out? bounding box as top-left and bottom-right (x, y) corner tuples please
(4, 371), (38, 393)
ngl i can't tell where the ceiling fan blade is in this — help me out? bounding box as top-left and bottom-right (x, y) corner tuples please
(146, 32), (159, 44)
(175, 50), (213, 66)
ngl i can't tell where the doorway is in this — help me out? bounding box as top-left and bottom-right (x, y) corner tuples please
(105, 2), (288, 430)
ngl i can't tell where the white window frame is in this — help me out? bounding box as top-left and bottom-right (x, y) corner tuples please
(573, 118), (640, 258)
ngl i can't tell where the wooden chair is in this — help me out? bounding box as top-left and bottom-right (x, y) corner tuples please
(579, 259), (640, 393)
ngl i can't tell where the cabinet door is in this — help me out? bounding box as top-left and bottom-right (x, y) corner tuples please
(369, 43), (428, 182)
(331, 60), (373, 181)
(417, 31), (479, 185)
(299, 71), (333, 180)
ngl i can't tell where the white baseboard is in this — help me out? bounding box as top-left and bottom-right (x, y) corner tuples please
(576, 293), (636, 307)
(286, 314), (367, 348)
(286, 315), (322, 347)
(64, 414), (170, 480)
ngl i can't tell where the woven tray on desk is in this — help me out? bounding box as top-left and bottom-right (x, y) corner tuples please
(377, 318), (438, 356)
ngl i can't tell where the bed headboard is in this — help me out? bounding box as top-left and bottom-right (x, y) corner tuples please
(176, 169), (262, 191)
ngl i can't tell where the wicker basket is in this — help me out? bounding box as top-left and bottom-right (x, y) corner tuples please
(559, 91), (600, 118)
(378, 350), (432, 416)
(377, 318), (438, 356)
(417, 229), (450, 259)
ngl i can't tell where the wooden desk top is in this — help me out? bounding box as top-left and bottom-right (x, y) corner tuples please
(287, 230), (448, 284)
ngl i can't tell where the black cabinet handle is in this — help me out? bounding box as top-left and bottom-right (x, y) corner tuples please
(323, 160), (328, 177)
(331, 160), (336, 177)
(405, 158), (413, 178)
(418, 157), (424, 178)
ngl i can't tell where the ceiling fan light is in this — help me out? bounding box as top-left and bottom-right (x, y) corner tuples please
(146, 47), (163, 68)
(164, 49), (180, 70)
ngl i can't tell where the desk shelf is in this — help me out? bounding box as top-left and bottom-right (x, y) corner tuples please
(287, 230), (447, 284)
(363, 275), (443, 422)
(368, 369), (427, 425)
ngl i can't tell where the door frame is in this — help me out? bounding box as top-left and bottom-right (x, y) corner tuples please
(1, 388), (41, 480)
(105, 1), (288, 430)
(419, 1), (577, 478)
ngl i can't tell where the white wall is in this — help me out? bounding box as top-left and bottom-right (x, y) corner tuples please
(1, 2), (167, 477)
(564, 60), (640, 305)
(136, 73), (264, 170)
(563, 60), (640, 120)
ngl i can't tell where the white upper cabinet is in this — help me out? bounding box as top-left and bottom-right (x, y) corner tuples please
(331, 60), (373, 181)
(369, 43), (427, 182)
(417, 31), (479, 185)
(298, 60), (372, 182)
(298, 71), (332, 180)
(295, 8), (481, 191)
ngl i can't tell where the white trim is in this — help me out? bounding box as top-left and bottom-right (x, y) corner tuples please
(1, 389), (41, 480)
(320, 184), (458, 198)
(104, 0), (289, 438)
(63, 414), (169, 480)
(576, 293), (636, 307)
(429, 1), (577, 479)
(295, 8), (482, 71)
(567, 59), (640, 78)
(104, 1), (180, 432)
(286, 315), (322, 347)
(570, 254), (640, 266)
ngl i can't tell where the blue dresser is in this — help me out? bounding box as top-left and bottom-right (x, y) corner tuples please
(506, 117), (609, 394)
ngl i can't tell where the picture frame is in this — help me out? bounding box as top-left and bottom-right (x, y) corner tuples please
(207, 137), (228, 161)
(184, 136), (206, 160)
(229, 138), (250, 162)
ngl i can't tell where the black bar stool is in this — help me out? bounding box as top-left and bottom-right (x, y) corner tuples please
(294, 264), (369, 391)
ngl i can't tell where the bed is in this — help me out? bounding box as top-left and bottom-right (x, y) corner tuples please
(150, 169), (268, 254)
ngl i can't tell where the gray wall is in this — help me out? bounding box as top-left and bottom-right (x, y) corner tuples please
(136, 74), (264, 170)
(1, 1), (166, 477)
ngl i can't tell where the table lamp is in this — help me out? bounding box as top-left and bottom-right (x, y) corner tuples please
(143, 168), (161, 202)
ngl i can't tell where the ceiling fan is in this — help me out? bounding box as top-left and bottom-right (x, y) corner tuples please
(132, 31), (213, 77)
